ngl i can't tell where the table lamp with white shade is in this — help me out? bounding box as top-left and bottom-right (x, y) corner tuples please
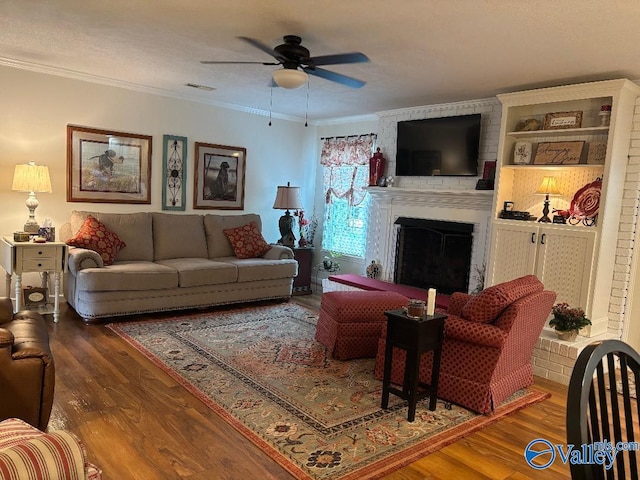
(12, 161), (52, 233)
(272, 182), (303, 247)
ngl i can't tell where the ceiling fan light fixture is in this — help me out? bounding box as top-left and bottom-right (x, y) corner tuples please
(272, 68), (308, 89)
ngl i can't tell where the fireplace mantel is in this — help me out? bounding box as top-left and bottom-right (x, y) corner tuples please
(365, 187), (494, 292)
(368, 187), (494, 211)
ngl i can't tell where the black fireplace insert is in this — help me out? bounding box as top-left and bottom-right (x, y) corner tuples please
(393, 217), (473, 295)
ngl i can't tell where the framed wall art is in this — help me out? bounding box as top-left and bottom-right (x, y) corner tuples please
(162, 135), (187, 211)
(67, 125), (152, 203)
(193, 142), (246, 210)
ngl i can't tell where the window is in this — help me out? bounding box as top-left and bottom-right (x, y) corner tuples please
(320, 134), (376, 258)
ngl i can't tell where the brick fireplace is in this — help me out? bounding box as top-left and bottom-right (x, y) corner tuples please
(365, 188), (493, 294)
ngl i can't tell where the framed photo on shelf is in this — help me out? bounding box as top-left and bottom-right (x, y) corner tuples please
(533, 141), (585, 165)
(66, 125), (152, 203)
(543, 111), (583, 130)
(162, 135), (187, 211)
(193, 142), (246, 210)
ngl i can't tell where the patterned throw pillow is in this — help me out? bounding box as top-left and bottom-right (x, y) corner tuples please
(461, 275), (543, 323)
(223, 222), (271, 259)
(66, 215), (126, 265)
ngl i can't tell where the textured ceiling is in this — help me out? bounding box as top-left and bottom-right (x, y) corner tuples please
(2, 0), (640, 121)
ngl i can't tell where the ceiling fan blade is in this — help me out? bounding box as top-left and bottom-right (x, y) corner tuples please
(305, 67), (366, 88)
(309, 52), (370, 66)
(238, 36), (287, 62)
(200, 60), (279, 65)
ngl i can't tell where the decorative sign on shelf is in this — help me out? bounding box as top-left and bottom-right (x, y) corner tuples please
(587, 142), (607, 165)
(513, 142), (533, 164)
(533, 141), (585, 165)
(543, 111), (583, 130)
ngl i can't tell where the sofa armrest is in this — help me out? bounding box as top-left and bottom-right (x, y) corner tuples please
(448, 292), (471, 316)
(263, 244), (294, 260)
(0, 328), (14, 348)
(445, 315), (507, 349)
(68, 247), (104, 274)
(0, 298), (13, 324)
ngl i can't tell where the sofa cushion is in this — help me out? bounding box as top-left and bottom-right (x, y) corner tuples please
(70, 210), (153, 262)
(76, 261), (178, 291)
(461, 275), (543, 323)
(223, 222), (271, 259)
(156, 258), (238, 287)
(153, 213), (208, 260)
(221, 257), (298, 282)
(67, 215), (126, 266)
(204, 214), (262, 258)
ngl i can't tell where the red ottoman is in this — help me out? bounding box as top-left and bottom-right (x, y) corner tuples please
(315, 290), (408, 360)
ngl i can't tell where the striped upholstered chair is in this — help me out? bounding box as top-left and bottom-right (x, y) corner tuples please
(374, 275), (556, 414)
(0, 418), (102, 479)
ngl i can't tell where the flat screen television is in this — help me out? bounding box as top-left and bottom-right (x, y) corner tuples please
(396, 113), (481, 176)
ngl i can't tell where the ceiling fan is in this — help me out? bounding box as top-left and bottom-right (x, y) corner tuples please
(201, 35), (369, 89)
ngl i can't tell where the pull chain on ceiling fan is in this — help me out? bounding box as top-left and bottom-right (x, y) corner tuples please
(201, 35), (370, 89)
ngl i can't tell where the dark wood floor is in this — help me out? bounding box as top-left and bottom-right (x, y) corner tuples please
(44, 293), (572, 479)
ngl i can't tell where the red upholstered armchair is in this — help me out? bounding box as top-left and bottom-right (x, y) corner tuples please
(374, 275), (556, 414)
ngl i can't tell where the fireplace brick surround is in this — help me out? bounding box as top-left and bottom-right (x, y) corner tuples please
(361, 94), (640, 384)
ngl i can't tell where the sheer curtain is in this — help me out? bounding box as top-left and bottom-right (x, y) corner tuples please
(321, 134), (376, 257)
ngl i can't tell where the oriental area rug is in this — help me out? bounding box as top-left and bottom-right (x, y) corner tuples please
(108, 303), (548, 480)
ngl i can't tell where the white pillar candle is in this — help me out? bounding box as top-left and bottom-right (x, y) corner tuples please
(427, 288), (436, 316)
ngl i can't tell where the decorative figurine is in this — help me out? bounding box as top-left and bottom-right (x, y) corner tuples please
(369, 148), (386, 186)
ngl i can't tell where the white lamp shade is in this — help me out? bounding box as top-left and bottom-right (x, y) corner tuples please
(12, 162), (52, 193)
(272, 68), (308, 89)
(273, 183), (303, 210)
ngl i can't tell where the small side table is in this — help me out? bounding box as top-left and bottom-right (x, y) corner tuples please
(0, 237), (67, 323)
(292, 247), (313, 295)
(381, 309), (447, 422)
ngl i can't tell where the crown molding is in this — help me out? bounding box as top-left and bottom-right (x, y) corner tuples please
(0, 56), (304, 123)
(376, 97), (500, 118)
(310, 113), (379, 126)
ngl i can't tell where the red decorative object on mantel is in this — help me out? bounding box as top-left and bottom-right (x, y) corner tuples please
(369, 148), (386, 186)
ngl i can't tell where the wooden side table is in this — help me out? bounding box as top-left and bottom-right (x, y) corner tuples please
(381, 309), (447, 422)
(0, 237), (67, 323)
(292, 247), (313, 295)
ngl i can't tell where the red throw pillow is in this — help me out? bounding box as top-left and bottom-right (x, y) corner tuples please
(223, 222), (271, 259)
(462, 275), (543, 323)
(66, 215), (126, 265)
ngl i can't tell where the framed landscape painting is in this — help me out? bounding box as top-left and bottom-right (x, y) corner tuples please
(193, 142), (246, 210)
(67, 125), (152, 203)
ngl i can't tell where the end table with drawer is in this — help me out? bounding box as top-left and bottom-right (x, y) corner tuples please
(0, 237), (67, 322)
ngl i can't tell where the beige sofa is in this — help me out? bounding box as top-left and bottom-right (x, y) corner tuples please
(61, 211), (298, 324)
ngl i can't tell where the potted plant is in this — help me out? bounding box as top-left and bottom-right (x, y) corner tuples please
(549, 302), (592, 342)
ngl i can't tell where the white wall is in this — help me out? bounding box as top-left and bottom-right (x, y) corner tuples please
(0, 65), (311, 289)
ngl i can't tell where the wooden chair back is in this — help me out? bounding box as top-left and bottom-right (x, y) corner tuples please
(567, 340), (640, 480)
